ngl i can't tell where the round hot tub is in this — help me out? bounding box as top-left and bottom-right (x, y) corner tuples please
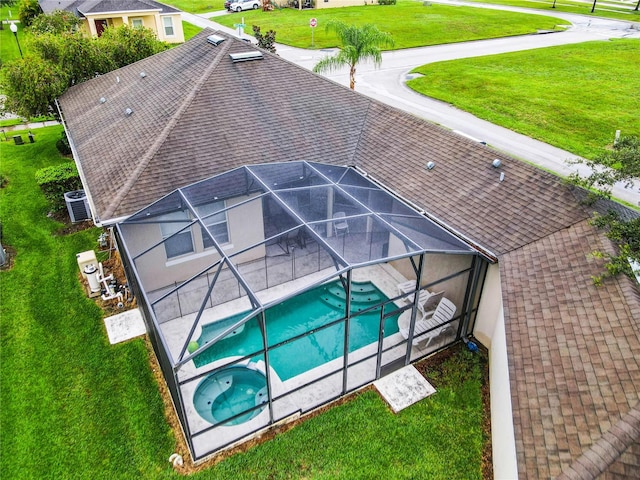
(193, 365), (268, 426)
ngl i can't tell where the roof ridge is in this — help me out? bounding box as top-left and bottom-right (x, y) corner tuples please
(103, 38), (231, 220)
(497, 210), (592, 258)
(557, 401), (640, 479)
(350, 101), (371, 169)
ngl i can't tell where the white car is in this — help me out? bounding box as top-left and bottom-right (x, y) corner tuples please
(230, 0), (260, 11)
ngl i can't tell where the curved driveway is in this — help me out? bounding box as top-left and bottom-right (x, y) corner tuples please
(185, 3), (640, 204)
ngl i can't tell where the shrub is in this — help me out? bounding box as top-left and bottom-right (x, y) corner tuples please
(18, 0), (41, 27)
(35, 162), (81, 212)
(377, 0), (396, 5)
(56, 131), (71, 155)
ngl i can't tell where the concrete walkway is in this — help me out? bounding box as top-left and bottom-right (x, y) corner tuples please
(186, 4), (640, 205)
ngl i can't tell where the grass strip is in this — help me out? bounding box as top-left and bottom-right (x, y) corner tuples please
(408, 39), (640, 159)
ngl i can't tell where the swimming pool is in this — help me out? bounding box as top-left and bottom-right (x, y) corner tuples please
(192, 280), (399, 381)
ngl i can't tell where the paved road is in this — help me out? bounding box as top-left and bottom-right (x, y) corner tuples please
(150, 7), (640, 204)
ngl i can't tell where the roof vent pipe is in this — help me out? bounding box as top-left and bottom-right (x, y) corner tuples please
(99, 97), (106, 104)
(125, 108), (133, 116)
(426, 161), (435, 170)
(140, 71), (147, 78)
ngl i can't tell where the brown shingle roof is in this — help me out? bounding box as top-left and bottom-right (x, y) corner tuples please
(39, 0), (179, 16)
(501, 219), (640, 478)
(59, 31), (370, 223)
(58, 29), (640, 479)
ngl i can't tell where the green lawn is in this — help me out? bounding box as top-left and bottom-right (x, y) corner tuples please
(210, 0), (568, 49)
(467, 0), (640, 22)
(183, 20), (204, 41)
(0, 126), (486, 479)
(166, 0), (226, 13)
(408, 39), (640, 159)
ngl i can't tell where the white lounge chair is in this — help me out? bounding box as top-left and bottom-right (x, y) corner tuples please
(397, 280), (417, 296)
(399, 297), (457, 347)
(418, 290), (445, 316)
(397, 281), (444, 314)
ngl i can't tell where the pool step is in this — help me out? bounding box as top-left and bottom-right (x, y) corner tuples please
(320, 282), (384, 311)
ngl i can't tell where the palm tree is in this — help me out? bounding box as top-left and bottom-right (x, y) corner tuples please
(313, 20), (394, 90)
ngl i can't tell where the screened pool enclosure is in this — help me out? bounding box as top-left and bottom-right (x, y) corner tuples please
(116, 161), (489, 461)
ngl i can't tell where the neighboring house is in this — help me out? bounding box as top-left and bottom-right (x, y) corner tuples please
(57, 30), (640, 477)
(38, 0), (184, 43)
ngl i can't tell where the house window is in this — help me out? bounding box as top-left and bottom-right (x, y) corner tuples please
(159, 211), (194, 258)
(197, 201), (229, 249)
(131, 18), (143, 29)
(162, 16), (174, 36)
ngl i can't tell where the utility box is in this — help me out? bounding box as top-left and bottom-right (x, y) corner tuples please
(64, 190), (91, 223)
(76, 250), (97, 279)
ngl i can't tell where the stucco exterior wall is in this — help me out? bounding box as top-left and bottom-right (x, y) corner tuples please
(473, 263), (518, 479)
(389, 252), (474, 313)
(128, 194), (265, 293)
(81, 12), (184, 43)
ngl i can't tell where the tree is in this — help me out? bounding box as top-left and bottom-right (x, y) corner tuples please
(98, 25), (167, 69)
(17, 0), (40, 27)
(2, 24), (167, 118)
(569, 135), (640, 198)
(29, 9), (81, 34)
(313, 21), (394, 90)
(2, 56), (67, 118)
(569, 135), (640, 284)
(252, 25), (276, 54)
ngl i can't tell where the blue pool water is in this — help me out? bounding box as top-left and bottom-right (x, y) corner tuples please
(193, 365), (267, 425)
(193, 280), (399, 381)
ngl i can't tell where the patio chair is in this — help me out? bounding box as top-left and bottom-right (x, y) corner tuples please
(397, 281), (444, 312)
(399, 297), (457, 347)
(332, 212), (349, 236)
(418, 290), (445, 316)
(397, 280), (417, 296)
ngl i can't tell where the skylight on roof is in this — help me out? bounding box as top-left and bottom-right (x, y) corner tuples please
(229, 51), (263, 63)
(207, 34), (225, 46)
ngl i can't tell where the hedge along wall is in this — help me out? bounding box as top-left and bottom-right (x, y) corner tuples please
(35, 162), (82, 212)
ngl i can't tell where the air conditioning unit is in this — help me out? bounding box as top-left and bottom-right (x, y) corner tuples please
(64, 190), (91, 223)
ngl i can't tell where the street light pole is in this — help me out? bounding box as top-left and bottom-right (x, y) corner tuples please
(9, 23), (23, 59)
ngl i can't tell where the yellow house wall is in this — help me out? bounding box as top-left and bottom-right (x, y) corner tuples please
(156, 14), (184, 44)
(81, 12), (184, 43)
